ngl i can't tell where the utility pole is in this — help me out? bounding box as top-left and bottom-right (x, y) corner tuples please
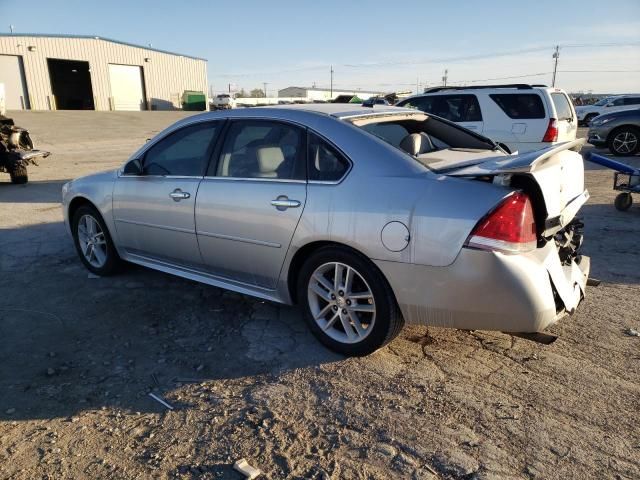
(442, 69), (448, 87)
(416, 76), (419, 94)
(330, 65), (334, 98)
(552, 45), (560, 87)
(263, 82), (268, 98)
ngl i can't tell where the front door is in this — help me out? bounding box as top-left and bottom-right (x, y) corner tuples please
(195, 119), (307, 288)
(113, 121), (221, 267)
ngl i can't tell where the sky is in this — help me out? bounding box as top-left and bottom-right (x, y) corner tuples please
(1, 0), (639, 95)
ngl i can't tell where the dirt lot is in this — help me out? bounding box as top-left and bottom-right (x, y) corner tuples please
(1, 111), (639, 480)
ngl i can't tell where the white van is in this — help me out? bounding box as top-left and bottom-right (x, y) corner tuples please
(396, 84), (577, 153)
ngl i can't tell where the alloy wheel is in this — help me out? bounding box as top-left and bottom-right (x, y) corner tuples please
(77, 214), (108, 268)
(307, 262), (376, 344)
(612, 131), (638, 154)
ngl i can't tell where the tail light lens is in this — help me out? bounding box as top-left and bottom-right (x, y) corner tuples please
(466, 192), (537, 254)
(542, 118), (558, 142)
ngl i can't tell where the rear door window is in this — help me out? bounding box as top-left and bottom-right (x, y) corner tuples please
(215, 120), (306, 180)
(489, 93), (546, 119)
(624, 97), (640, 106)
(551, 93), (574, 120)
(400, 95), (481, 122)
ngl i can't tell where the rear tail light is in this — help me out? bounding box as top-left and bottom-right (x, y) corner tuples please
(542, 118), (558, 142)
(466, 192), (537, 254)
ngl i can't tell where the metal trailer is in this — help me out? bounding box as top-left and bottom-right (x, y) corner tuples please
(585, 151), (640, 211)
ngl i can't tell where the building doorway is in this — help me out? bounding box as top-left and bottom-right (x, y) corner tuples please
(47, 58), (95, 110)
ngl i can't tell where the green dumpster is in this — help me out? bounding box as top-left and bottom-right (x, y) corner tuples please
(181, 91), (206, 111)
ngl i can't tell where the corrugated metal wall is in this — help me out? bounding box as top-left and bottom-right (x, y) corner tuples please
(0, 35), (207, 111)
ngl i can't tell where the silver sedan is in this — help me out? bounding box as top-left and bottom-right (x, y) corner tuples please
(62, 105), (591, 356)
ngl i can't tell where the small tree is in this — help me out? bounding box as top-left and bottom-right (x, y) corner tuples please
(250, 88), (265, 98)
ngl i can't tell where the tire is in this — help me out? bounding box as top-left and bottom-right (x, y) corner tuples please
(614, 193), (633, 211)
(608, 127), (640, 156)
(583, 113), (598, 126)
(71, 204), (120, 275)
(297, 246), (404, 356)
(9, 164), (28, 184)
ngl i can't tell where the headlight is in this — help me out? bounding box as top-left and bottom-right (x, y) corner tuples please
(591, 117), (611, 126)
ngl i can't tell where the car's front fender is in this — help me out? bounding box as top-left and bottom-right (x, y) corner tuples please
(62, 170), (118, 242)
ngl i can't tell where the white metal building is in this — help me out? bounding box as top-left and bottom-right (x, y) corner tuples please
(278, 86), (383, 101)
(0, 34), (208, 111)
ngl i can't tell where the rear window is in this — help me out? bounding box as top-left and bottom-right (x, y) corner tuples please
(551, 93), (573, 121)
(399, 94), (482, 122)
(489, 94), (545, 119)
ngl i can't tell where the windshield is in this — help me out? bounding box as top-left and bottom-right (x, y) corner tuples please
(594, 98), (611, 106)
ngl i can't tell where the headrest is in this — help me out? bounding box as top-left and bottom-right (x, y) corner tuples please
(256, 146), (284, 174)
(399, 133), (435, 156)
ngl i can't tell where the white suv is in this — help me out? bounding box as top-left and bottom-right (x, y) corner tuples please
(396, 84), (577, 153)
(575, 94), (640, 126)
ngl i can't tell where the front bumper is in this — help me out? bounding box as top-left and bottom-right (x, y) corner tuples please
(375, 242), (590, 332)
(587, 126), (610, 147)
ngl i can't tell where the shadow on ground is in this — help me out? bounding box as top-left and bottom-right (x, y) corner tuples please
(0, 221), (341, 422)
(580, 202), (640, 285)
(0, 179), (70, 203)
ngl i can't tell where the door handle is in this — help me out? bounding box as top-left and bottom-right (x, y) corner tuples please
(271, 196), (301, 210)
(169, 189), (191, 201)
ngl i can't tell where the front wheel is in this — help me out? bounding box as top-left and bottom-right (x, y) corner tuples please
(9, 164), (28, 184)
(614, 192), (633, 211)
(72, 205), (120, 275)
(297, 247), (404, 356)
(583, 113), (598, 126)
(608, 127), (640, 156)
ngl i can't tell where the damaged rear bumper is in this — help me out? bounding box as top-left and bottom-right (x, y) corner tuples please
(375, 241), (590, 333)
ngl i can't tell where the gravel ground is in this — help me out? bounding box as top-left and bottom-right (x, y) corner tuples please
(0, 112), (639, 480)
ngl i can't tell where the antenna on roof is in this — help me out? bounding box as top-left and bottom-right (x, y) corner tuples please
(9, 25), (15, 33)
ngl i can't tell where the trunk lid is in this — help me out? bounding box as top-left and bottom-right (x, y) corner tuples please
(435, 139), (588, 236)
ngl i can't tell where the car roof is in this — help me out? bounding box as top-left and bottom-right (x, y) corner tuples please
(272, 103), (410, 118)
(184, 104), (420, 124)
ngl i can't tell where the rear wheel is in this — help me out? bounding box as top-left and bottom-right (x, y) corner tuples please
(614, 192), (633, 211)
(608, 127), (640, 156)
(9, 164), (28, 184)
(297, 246), (404, 356)
(72, 205), (120, 275)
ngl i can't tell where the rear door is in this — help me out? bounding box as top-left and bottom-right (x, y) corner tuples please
(550, 91), (577, 142)
(195, 119), (307, 289)
(488, 93), (548, 149)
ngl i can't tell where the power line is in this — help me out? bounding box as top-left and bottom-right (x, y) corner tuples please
(214, 42), (640, 79)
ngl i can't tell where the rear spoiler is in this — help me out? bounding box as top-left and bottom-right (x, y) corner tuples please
(436, 139), (585, 176)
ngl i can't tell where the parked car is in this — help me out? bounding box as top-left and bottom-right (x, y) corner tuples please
(587, 108), (640, 156)
(396, 84), (577, 154)
(211, 94), (235, 110)
(362, 97), (390, 107)
(62, 105), (590, 356)
(576, 94), (640, 126)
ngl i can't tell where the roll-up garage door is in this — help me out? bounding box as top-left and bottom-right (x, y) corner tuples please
(0, 55), (30, 110)
(108, 64), (146, 111)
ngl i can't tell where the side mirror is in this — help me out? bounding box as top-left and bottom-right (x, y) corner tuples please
(123, 158), (143, 175)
